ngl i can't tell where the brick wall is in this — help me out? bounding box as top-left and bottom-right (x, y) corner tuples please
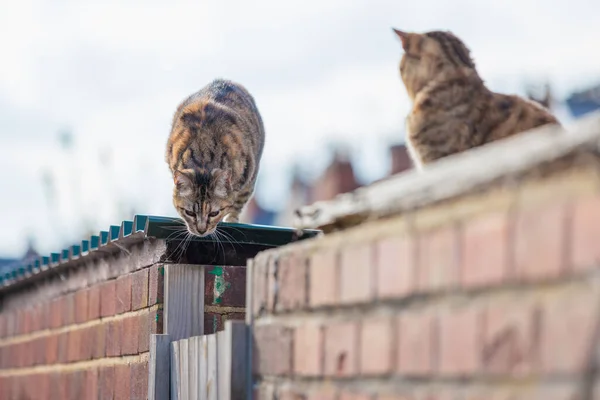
(249, 163), (600, 399)
(204, 265), (246, 334)
(0, 241), (165, 400)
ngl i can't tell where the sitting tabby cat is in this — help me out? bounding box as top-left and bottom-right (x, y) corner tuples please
(393, 29), (559, 169)
(166, 79), (265, 236)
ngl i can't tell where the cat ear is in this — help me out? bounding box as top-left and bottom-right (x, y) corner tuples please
(392, 28), (409, 50)
(211, 169), (231, 198)
(174, 170), (194, 197)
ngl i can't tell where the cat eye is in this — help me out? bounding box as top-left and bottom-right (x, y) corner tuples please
(184, 210), (195, 217)
(208, 210), (220, 218)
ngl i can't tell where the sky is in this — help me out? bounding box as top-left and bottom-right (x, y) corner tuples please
(0, 0), (599, 256)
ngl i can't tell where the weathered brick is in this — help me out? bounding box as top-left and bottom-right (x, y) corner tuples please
(376, 236), (416, 299)
(88, 286), (101, 321)
(121, 315), (139, 355)
(266, 258), (277, 312)
(417, 226), (459, 292)
(64, 293), (75, 326)
(50, 297), (63, 329)
(338, 391), (374, 400)
(481, 301), (541, 376)
(106, 319), (122, 357)
(131, 360), (149, 400)
(571, 195), (600, 272)
(75, 289), (89, 324)
(149, 264), (164, 306)
(439, 306), (481, 376)
(114, 364), (131, 400)
(360, 316), (394, 375)
(206, 265), (246, 307)
(324, 321), (359, 377)
(277, 255), (307, 312)
(46, 333), (59, 364)
(306, 387), (338, 400)
(253, 325), (293, 376)
(541, 288), (598, 374)
(132, 268), (149, 310)
(94, 322), (106, 359)
(50, 372), (68, 400)
(58, 331), (69, 363)
(68, 328), (82, 362)
(340, 244), (374, 305)
(294, 324), (323, 376)
(5, 312), (16, 337)
(309, 250), (339, 308)
(0, 314), (5, 338)
(84, 368), (98, 400)
(34, 337), (46, 365)
(99, 365), (115, 400)
(515, 203), (568, 281)
(116, 275), (132, 314)
(69, 370), (85, 400)
(80, 325), (94, 361)
(279, 387), (307, 400)
(461, 212), (510, 288)
(100, 280), (116, 318)
(39, 302), (50, 330)
(252, 257), (268, 317)
(204, 311), (224, 335)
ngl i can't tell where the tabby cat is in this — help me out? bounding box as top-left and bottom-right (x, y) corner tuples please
(393, 29), (559, 169)
(166, 79), (265, 236)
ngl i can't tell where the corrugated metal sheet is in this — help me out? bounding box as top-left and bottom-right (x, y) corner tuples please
(0, 215), (319, 290)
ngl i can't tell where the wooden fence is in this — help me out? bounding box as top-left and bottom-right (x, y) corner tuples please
(148, 320), (249, 400)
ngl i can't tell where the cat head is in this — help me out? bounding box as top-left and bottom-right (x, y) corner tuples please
(172, 168), (234, 236)
(392, 29), (476, 99)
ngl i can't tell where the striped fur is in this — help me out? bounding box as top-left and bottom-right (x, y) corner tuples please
(393, 29), (559, 169)
(166, 79), (265, 236)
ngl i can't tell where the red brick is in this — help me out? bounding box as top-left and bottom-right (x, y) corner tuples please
(114, 364), (131, 400)
(69, 370), (85, 400)
(541, 289), (598, 374)
(132, 269), (149, 310)
(0, 314), (5, 338)
(376, 236), (416, 299)
(88, 286), (101, 321)
(106, 319), (122, 357)
(225, 312), (245, 321)
(100, 280), (117, 318)
(204, 311), (224, 334)
(571, 196), (600, 272)
(116, 275), (132, 315)
(205, 265), (246, 307)
(461, 212), (510, 288)
(306, 387), (338, 400)
(39, 302), (50, 330)
(324, 321), (359, 377)
(340, 245), (374, 304)
(137, 310), (151, 353)
(50, 372), (68, 400)
(482, 301), (541, 376)
(253, 325), (293, 376)
(34, 337), (46, 365)
(46, 333), (59, 364)
(515, 203), (568, 281)
(360, 316), (394, 375)
(31, 303), (45, 332)
(68, 328), (82, 362)
(50, 297), (63, 329)
(23, 308), (33, 334)
(279, 388), (307, 400)
(277, 255), (307, 311)
(74, 288), (89, 324)
(121, 315), (139, 355)
(309, 250), (339, 307)
(80, 325), (94, 361)
(84, 368), (98, 400)
(99, 365), (115, 400)
(94, 322), (107, 359)
(58, 331), (69, 363)
(131, 360), (149, 400)
(439, 306), (481, 376)
(149, 264), (164, 306)
(294, 324), (323, 376)
(417, 226), (459, 292)
(64, 293), (75, 326)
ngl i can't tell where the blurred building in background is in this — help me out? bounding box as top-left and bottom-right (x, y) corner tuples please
(0, 239), (39, 276)
(566, 83), (600, 118)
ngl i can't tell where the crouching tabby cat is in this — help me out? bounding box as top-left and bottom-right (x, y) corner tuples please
(166, 79), (265, 236)
(392, 29), (559, 169)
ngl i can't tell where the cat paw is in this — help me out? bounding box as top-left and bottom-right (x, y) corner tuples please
(224, 214), (239, 223)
